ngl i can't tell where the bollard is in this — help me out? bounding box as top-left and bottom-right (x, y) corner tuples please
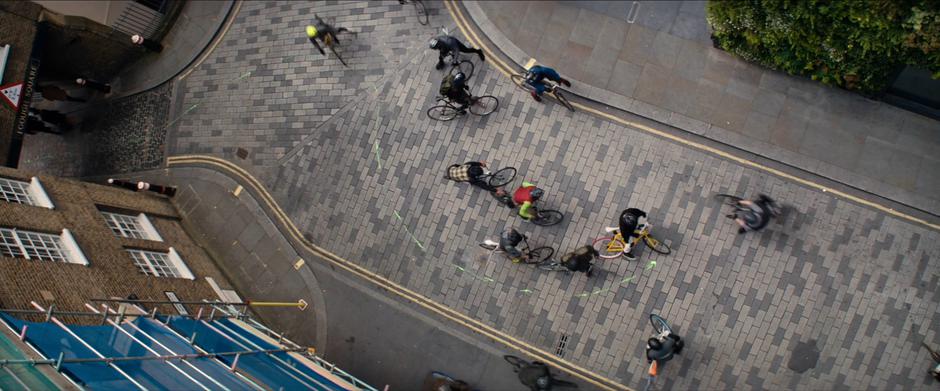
(131, 34), (163, 52)
(108, 178), (140, 191)
(137, 181), (177, 197)
(75, 77), (111, 93)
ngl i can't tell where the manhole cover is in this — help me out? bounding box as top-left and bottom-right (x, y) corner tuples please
(788, 339), (820, 373)
(236, 148), (249, 159)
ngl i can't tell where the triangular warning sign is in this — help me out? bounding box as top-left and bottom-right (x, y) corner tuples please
(0, 81), (23, 110)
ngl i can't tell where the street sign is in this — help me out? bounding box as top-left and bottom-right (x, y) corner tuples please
(0, 81), (23, 110)
(0, 44), (9, 83)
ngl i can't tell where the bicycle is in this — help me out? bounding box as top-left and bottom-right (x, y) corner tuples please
(511, 71), (574, 111)
(489, 190), (565, 226)
(592, 222), (671, 260)
(503, 355), (578, 389)
(479, 237), (554, 265)
(443, 164), (516, 188)
(398, 0), (428, 25)
(427, 94), (498, 121)
(715, 193), (783, 231)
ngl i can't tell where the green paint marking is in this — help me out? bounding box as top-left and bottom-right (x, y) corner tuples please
(235, 71), (252, 81)
(374, 141), (382, 170)
(393, 211), (403, 221)
(519, 289), (532, 294)
(621, 275), (635, 284)
(646, 260), (657, 270)
(392, 210), (425, 251)
(575, 293), (589, 298)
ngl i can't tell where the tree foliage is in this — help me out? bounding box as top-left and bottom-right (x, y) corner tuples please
(706, 0), (940, 93)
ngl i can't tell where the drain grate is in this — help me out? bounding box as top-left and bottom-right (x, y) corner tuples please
(555, 334), (569, 358)
(236, 148), (249, 159)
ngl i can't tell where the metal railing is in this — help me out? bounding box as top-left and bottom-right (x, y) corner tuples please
(112, 1), (165, 38)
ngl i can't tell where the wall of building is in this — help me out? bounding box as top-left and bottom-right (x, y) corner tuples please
(0, 2), (41, 167)
(0, 166), (237, 320)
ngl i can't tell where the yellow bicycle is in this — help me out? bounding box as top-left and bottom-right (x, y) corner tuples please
(592, 222), (670, 260)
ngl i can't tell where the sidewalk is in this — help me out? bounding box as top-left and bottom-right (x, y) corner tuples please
(16, 1), (235, 178)
(109, 0), (236, 98)
(122, 162), (569, 391)
(465, 0), (940, 216)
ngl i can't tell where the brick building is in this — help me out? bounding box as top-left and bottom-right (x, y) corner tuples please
(0, 165), (235, 316)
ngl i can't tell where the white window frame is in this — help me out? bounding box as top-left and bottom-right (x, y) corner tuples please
(101, 211), (163, 241)
(0, 228), (86, 265)
(127, 248), (194, 280)
(28, 177), (55, 209)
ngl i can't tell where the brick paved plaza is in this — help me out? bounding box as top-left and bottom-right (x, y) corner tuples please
(168, 1), (940, 389)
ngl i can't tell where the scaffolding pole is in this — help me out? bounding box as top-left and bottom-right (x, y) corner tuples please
(0, 308), (241, 320)
(92, 304), (233, 391)
(197, 318), (329, 390)
(29, 301), (148, 391)
(83, 304), (213, 391)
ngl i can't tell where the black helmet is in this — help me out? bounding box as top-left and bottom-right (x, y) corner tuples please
(620, 212), (637, 227)
(529, 188), (544, 200)
(453, 71), (467, 84)
(648, 338), (662, 350)
(501, 228), (523, 243)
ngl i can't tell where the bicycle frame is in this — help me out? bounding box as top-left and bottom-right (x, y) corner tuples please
(604, 224), (651, 253)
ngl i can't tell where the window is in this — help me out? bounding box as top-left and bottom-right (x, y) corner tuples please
(0, 177), (54, 209)
(127, 248), (193, 279)
(0, 228), (87, 265)
(102, 212), (163, 241)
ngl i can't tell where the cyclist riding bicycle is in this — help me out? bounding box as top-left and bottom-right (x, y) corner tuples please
(614, 208), (647, 260)
(499, 228), (528, 263)
(728, 194), (775, 234)
(524, 65), (571, 102)
(305, 15), (351, 56)
(444, 161), (491, 190)
(561, 245), (597, 277)
(512, 181), (544, 220)
(429, 35), (485, 70)
(646, 333), (684, 364)
(440, 71), (472, 112)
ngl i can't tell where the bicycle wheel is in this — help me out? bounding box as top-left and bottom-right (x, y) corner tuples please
(532, 210), (563, 226)
(553, 89), (575, 111)
(427, 104), (459, 121)
(592, 237), (625, 259)
(487, 167), (516, 188)
(511, 74), (536, 93)
(525, 246), (555, 264)
(650, 314), (672, 335)
(537, 260), (568, 272)
(643, 236), (671, 254)
(490, 190), (515, 208)
(449, 60), (474, 80)
(714, 194), (743, 207)
(413, 0), (428, 25)
(479, 242), (497, 251)
(469, 95), (498, 116)
(503, 355), (527, 371)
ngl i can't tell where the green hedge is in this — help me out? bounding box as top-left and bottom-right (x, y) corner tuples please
(706, 0), (940, 93)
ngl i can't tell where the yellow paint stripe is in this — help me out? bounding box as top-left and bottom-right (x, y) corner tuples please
(178, 0), (244, 81)
(445, 0), (939, 232)
(166, 155), (625, 391)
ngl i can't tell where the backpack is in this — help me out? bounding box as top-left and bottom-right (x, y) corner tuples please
(439, 75), (455, 96)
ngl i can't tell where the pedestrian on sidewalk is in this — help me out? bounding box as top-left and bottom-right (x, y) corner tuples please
(306, 15), (352, 56)
(524, 65), (570, 102)
(429, 34), (484, 70)
(76, 77), (111, 93)
(30, 108), (72, 131)
(36, 85), (86, 103)
(131, 34), (163, 52)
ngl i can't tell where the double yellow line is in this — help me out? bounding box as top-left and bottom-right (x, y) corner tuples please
(167, 155), (629, 391)
(444, 0), (939, 232)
